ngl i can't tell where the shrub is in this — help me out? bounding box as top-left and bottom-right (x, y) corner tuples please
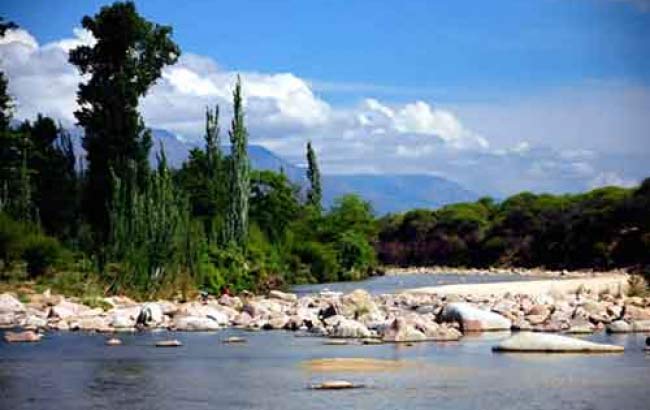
(292, 241), (340, 283)
(22, 234), (62, 278)
(627, 273), (648, 297)
(335, 230), (376, 280)
(0, 213), (31, 271)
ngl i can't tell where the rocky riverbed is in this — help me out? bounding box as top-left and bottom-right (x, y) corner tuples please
(1, 275), (649, 343)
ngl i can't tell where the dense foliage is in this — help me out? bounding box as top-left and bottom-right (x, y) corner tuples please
(378, 183), (650, 275)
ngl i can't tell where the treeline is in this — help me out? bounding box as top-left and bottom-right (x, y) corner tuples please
(378, 181), (650, 273)
(0, 4), (377, 298)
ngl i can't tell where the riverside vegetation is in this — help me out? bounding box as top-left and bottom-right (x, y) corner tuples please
(0, 3), (649, 304)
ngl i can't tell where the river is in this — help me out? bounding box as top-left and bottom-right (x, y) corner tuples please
(1, 329), (648, 410)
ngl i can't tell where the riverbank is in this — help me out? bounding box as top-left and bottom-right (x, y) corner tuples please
(383, 265), (630, 278)
(2, 269), (648, 342)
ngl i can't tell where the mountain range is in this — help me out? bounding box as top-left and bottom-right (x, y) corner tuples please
(73, 128), (478, 215)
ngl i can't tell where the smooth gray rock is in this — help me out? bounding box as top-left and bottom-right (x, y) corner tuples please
(493, 332), (624, 353)
(441, 302), (512, 331)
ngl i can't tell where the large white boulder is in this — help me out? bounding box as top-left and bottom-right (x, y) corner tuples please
(329, 318), (372, 338)
(493, 332), (624, 353)
(173, 316), (220, 331)
(441, 302), (512, 331)
(268, 290), (298, 303)
(0, 293), (25, 314)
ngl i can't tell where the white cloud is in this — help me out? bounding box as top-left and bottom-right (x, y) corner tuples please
(0, 28), (645, 197)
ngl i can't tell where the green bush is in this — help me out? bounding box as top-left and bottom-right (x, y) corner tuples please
(292, 241), (340, 283)
(0, 213), (32, 270)
(335, 229), (376, 280)
(22, 234), (63, 278)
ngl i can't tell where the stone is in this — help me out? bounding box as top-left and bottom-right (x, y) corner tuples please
(4, 330), (42, 342)
(232, 311), (253, 327)
(340, 289), (379, 318)
(50, 300), (93, 320)
(218, 294), (243, 309)
(607, 320), (632, 333)
(173, 316), (220, 331)
(624, 305), (650, 321)
(0, 312), (16, 328)
(324, 339), (349, 345)
(566, 320), (595, 334)
(22, 315), (47, 328)
(155, 339), (182, 347)
(223, 336), (246, 344)
(0, 293), (25, 314)
(631, 320), (650, 332)
(422, 323), (462, 341)
(263, 315), (289, 330)
(493, 332), (624, 353)
(525, 314), (548, 325)
(441, 303), (512, 331)
(329, 318), (371, 338)
(606, 304), (623, 318)
(310, 380), (364, 390)
(109, 307), (139, 329)
(177, 302), (230, 325)
(381, 318), (426, 342)
(268, 290), (298, 303)
(361, 338), (384, 345)
(136, 303), (164, 327)
(69, 316), (110, 332)
(105, 337), (122, 346)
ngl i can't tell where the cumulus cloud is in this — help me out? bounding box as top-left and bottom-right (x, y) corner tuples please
(0, 28), (645, 197)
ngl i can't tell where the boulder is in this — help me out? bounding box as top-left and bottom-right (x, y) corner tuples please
(218, 294), (243, 309)
(624, 305), (650, 321)
(607, 320), (633, 333)
(50, 300), (94, 320)
(136, 303), (164, 327)
(340, 289), (379, 318)
(631, 320), (650, 332)
(155, 339), (182, 347)
(69, 316), (111, 332)
(268, 290), (298, 303)
(22, 315), (47, 328)
(105, 337), (122, 346)
(493, 332), (624, 353)
(381, 318), (426, 342)
(109, 306), (140, 329)
(177, 302), (229, 325)
(0, 293), (25, 314)
(0, 312), (16, 328)
(263, 315), (290, 330)
(173, 315), (220, 331)
(4, 330), (42, 343)
(329, 318), (371, 338)
(566, 320), (595, 334)
(441, 303), (512, 332)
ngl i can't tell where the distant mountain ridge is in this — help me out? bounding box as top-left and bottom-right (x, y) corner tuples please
(71, 128), (478, 214)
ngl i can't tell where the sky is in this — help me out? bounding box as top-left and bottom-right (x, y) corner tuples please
(1, 0), (649, 196)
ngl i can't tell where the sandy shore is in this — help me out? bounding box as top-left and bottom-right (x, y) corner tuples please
(384, 266), (628, 278)
(404, 274), (629, 297)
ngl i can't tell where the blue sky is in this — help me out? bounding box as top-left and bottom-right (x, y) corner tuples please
(4, 0), (650, 101)
(1, 0), (649, 195)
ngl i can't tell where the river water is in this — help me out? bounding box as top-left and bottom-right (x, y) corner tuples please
(1, 273), (649, 410)
(1, 329), (648, 410)
(293, 272), (543, 296)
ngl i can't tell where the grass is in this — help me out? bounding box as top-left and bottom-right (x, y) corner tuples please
(627, 274), (649, 297)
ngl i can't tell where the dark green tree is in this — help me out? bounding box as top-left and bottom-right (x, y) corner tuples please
(305, 141), (322, 211)
(17, 116), (78, 239)
(69, 1), (180, 243)
(225, 76), (250, 247)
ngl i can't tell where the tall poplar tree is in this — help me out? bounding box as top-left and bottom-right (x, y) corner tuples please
(306, 141), (322, 211)
(69, 1), (180, 243)
(225, 76), (250, 247)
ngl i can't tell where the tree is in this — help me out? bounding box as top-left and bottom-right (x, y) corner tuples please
(18, 116), (78, 239)
(225, 76), (250, 247)
(176, 106), (225, 243)
(305, 141), (322, 211)
(69, 1), (180, 243)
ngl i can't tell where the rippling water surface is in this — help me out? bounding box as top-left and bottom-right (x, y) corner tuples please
(292, 272), (544, 296)
(1, 330), (649, 410)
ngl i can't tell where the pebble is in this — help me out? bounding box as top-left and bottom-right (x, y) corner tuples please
(310, 380), (364, 390)
(155, 339), (182, 347)
(105, 337), (122, 346)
